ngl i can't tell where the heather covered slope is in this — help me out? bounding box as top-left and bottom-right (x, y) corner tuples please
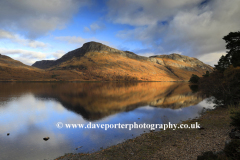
(32, 41), (213, 81)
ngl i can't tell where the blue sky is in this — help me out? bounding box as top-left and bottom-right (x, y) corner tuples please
(0, 0), (239, 66)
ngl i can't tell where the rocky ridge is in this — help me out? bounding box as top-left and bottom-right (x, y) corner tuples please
(150, 54), (212, 71)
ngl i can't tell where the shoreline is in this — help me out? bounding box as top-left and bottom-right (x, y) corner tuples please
(55, 106), (233, 160)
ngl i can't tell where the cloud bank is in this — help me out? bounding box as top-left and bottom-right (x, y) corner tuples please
(0, 29), (48, 48)
(107, 0), (240, 65)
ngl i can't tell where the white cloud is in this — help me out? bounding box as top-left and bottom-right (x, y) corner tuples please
(17, 57), (38, 65)
(0, 0), (90, 38)
(84, 27), (91, 32)
(160, 7), (231, 56)
(84, 22), (106, 33)
(55, 36), (86, 44)
(197, 52), (227, 66)
(117, 25), (158, 42)
(51, 51), (65, 59)
(0, 29), (15, 39)
(0, 48), (46, 59)
(138, 52), (155, 57)
(55, 36), (111, 47)
(107, 0), (240, 62)
(90, 23), (105, 32)
(0, 29), (48, 48)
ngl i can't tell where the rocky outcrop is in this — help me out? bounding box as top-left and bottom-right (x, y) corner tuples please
(82, 41), (121, 53)
(150, 53), (213, 71)
(151, 53), (191, 61)
(148, 57), (165, 65)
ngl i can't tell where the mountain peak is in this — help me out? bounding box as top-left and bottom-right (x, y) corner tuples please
(81, 41), (121, 53)
(82, 41), (104, 49)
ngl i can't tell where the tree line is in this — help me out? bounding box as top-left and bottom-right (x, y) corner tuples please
(193, 31), (240, 160)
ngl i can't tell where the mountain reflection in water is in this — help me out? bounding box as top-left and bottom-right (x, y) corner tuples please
(0, 82), (203, 121)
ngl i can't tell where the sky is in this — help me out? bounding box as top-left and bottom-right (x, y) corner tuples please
(0, 0), (239, 66)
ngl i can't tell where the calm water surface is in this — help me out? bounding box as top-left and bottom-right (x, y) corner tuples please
(0, 82), (214, 160)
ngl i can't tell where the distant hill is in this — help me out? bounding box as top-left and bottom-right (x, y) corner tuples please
(0, 54), (80, 81)
(0, 54), (45, 81)
(32, 41), (213, 81)
(0, 54), (32, 68)
(0, 41), (213, 81)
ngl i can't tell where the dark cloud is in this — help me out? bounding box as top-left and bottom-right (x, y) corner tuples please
(107, 0), (203, 26)
(107, 0), (240, 65)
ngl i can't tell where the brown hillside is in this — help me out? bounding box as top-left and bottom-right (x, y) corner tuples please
(32, 41), (213, 81)
(0, 54), (32, 69)
(0, 53), (46, 81)
(0, 42), (213, 81)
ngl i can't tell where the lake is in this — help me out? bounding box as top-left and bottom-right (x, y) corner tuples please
(0, 82), (214, 160)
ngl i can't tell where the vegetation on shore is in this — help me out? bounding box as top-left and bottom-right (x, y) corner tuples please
(195, 31), (240, 159)
(199, 31), (240, 106)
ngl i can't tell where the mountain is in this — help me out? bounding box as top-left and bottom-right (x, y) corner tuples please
(32, 41), (213, 81)
(32, 42), (149, 69)
(0, 41), (213, 81)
